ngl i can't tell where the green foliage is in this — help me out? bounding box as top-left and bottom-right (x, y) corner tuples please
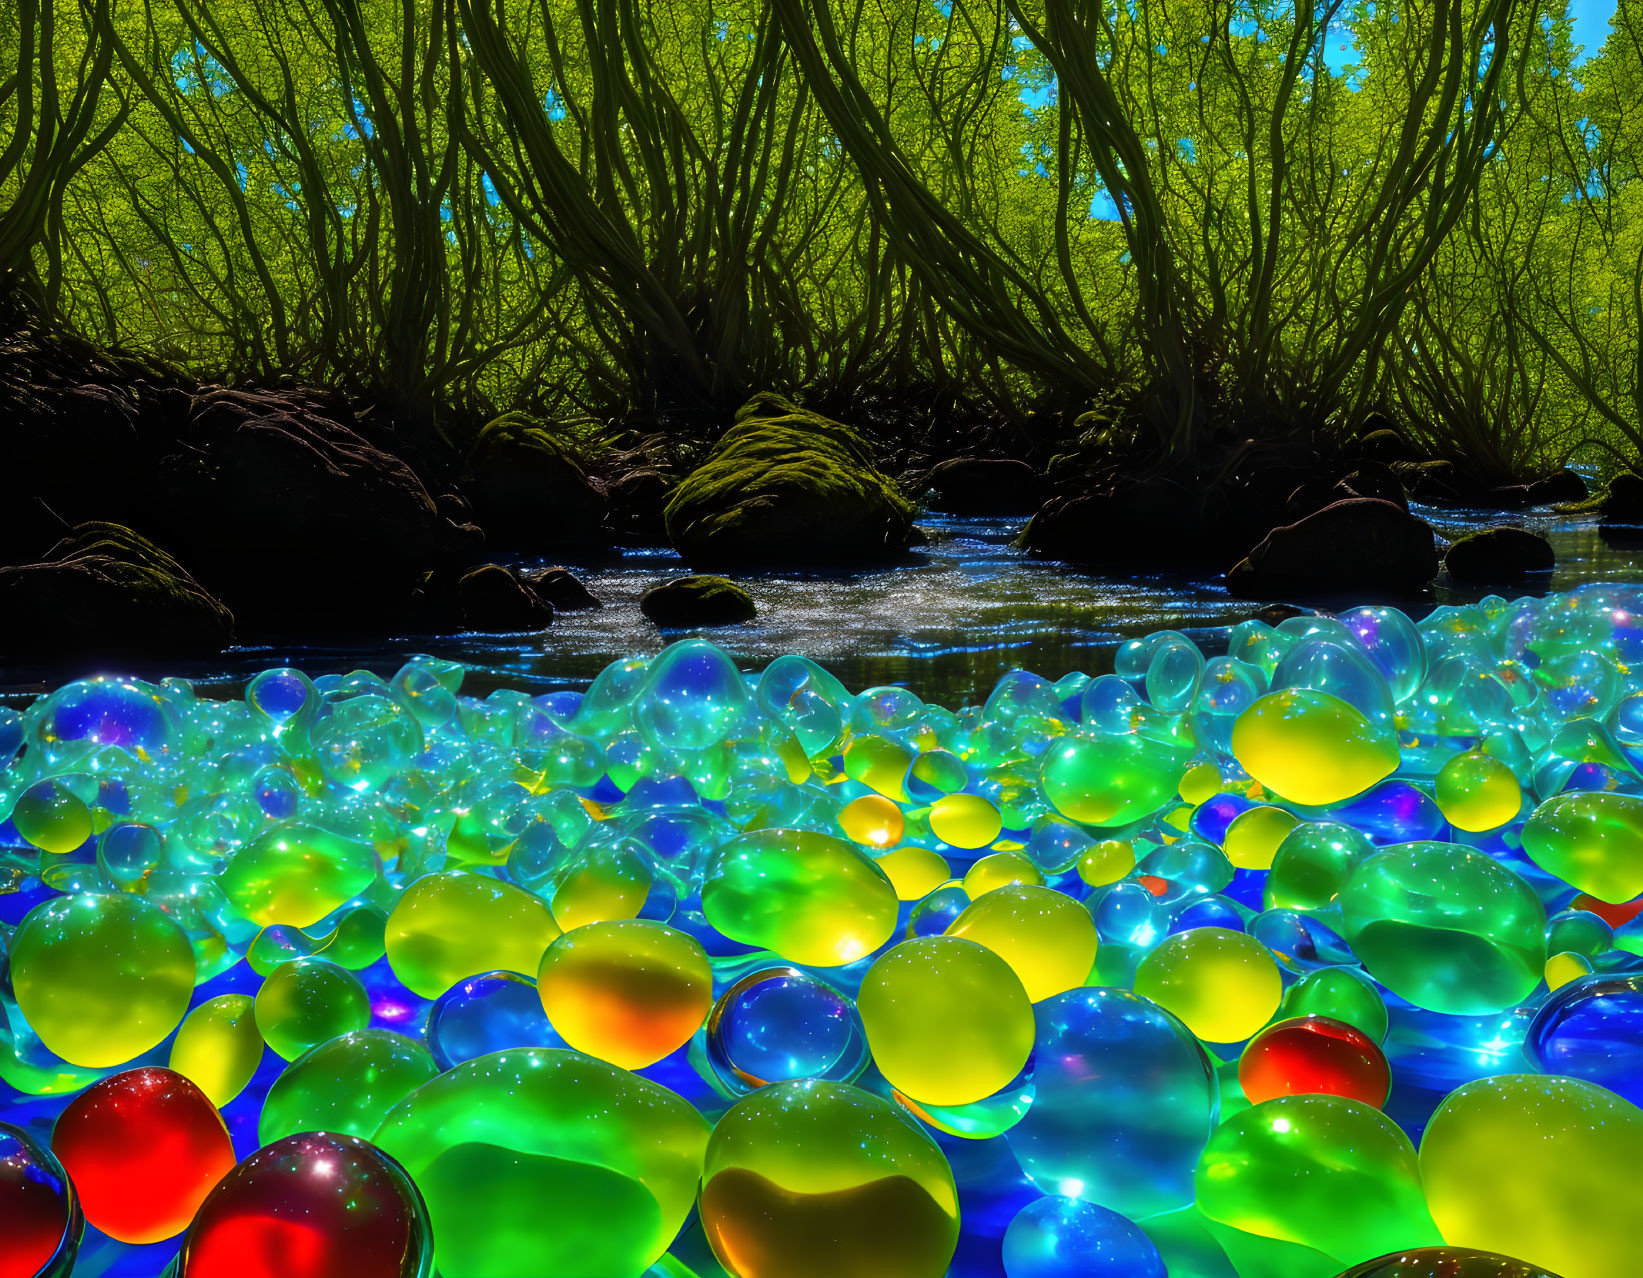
(0, 0), (1639, 475)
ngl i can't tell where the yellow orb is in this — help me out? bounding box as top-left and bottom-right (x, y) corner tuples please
(538, 920), (712, 1070)
(11, 779), (93, 855)
(1544, 951), (1592, 991)
(1134, 927), (1281, 1044)
(10, 891), (196, 1068)
(963, 851), (1043, 897)
(385, 870), (562, 998)
(1077, 839), (1136, 887)
(1179, 762), (1223, 805)
(169, 993), (263, 1107)
(1222, 805), (1299, 871)
(1230, 689), (1399, 806)
(1435, 751), (1522, 833)
(929, 794), (1003, 850)
(945, 885), (1096, 1001)
(858, 936), (1034, 1107)
(875, 846), (951, 901)
(1421, 1074), (1643, 1278)
(544, 841), (652, 932)
(840, 794), (906, 849)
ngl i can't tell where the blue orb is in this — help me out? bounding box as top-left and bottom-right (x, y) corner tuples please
(1526, 972), (1643, 1107)
(1002, 1195), (1165, 1278)
(1006, 987), (1216, 1220)
(906, 882), (971, 938)
(425, 970), (564, 1069)
(705, 966), (867, 1093)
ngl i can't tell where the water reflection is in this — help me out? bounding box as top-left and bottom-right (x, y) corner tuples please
(4, 506), (1642, 709)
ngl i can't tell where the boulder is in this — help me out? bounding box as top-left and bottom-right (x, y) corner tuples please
(606, 467), (673, 541)
(665, 394), (913, 566)
(0, 522), (234, 660)
(640, 575), (756, 628)
(1527, 468), (1588, 505)
(1485, 483), (1535, 509)
(1024, 474), (1240, 570)
(1397, 459), (1486, 504)
(924, 458), (1044, 515)
(0, 336), (173, 563)
(1337, 463), (1408, 510)
(156, 386), (468, 631)
(1226, 498), (1439, 598)
(522, 567), (601, 611)
(1358, 427), (1421, 464)
(457, 564), (553, 632)
(461, 413), (608, 548)
(1600, 472), (1643, 523)
(1444, 526), (1555, 583)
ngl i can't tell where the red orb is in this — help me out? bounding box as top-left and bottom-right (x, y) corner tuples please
(1238, 1013), (1390, 1107)
(173, 1132), (431, 1278)
(0, 1122), (80, 1278)
(51, 1066), (235, 1244)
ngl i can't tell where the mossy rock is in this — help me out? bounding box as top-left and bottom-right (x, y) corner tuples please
(457, 564), (554, 632)
(1226, 498), (1439, 599)
(0, 522), (235, 659)
(1444, 526), (1554, 583)
(925, 458), (1043, 515)
(663, 394), (913, 566)
(640, 576), (756, 628)
(462, 412), (608, 548)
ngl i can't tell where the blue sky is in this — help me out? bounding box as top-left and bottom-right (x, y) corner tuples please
(1324, 0), (1615, 73)
(1569, 0), (1618, 62)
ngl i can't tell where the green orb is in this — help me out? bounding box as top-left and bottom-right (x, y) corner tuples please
(1421, 1074), (1643, 1278)
(1265, 820), (1374, 912)
(1338, 843), (1545, 1014)
(1521, 790), (1643, 904)
(1039, 732), (1188, 827)
(220, 820), (377, 928)
(10, 890), (195, 1067)
(260, 1028), (438, 1145)
(11, 778), (93, 854)
(702, 828), (898, 967)
(858, 935), (1034, 1107)
(253, 955), (371, 1061)
(1278, 965), (1388, 1044)
(1195, 1094), (1441, 1273)
(372, 1047), (709, 1278)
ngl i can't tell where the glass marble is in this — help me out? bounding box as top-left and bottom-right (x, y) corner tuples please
(536, 919), (711, 1069)
(9, 891), (195, 1069)
(1420, 1075), (1643, 1278)
(0, 1121), (80, 1278)
(1002, 1195), (1166, 1278)
(705, 967), (868, 1094)
(1007, 987), (1217, 1219)
(702, 828), (898, 966)
(699, 1080), (959, 1278)
(167, 1131), (432, 1278)
(51, 1067), (234, 1244)
(371, 1048), (708, 1278)
(857, 936), (1034, 1107)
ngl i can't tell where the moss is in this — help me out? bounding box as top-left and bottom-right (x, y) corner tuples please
(665, 394), (914, 566)
(1444, 526), (1554, 582)
(640, 575), (756, 627)
(462, 412), (607, 546)
(1554, 472), (1638, 518)
(0, 521), (235, 658)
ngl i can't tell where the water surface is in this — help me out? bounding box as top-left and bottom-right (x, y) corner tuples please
(3, 502), (1640, 708)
